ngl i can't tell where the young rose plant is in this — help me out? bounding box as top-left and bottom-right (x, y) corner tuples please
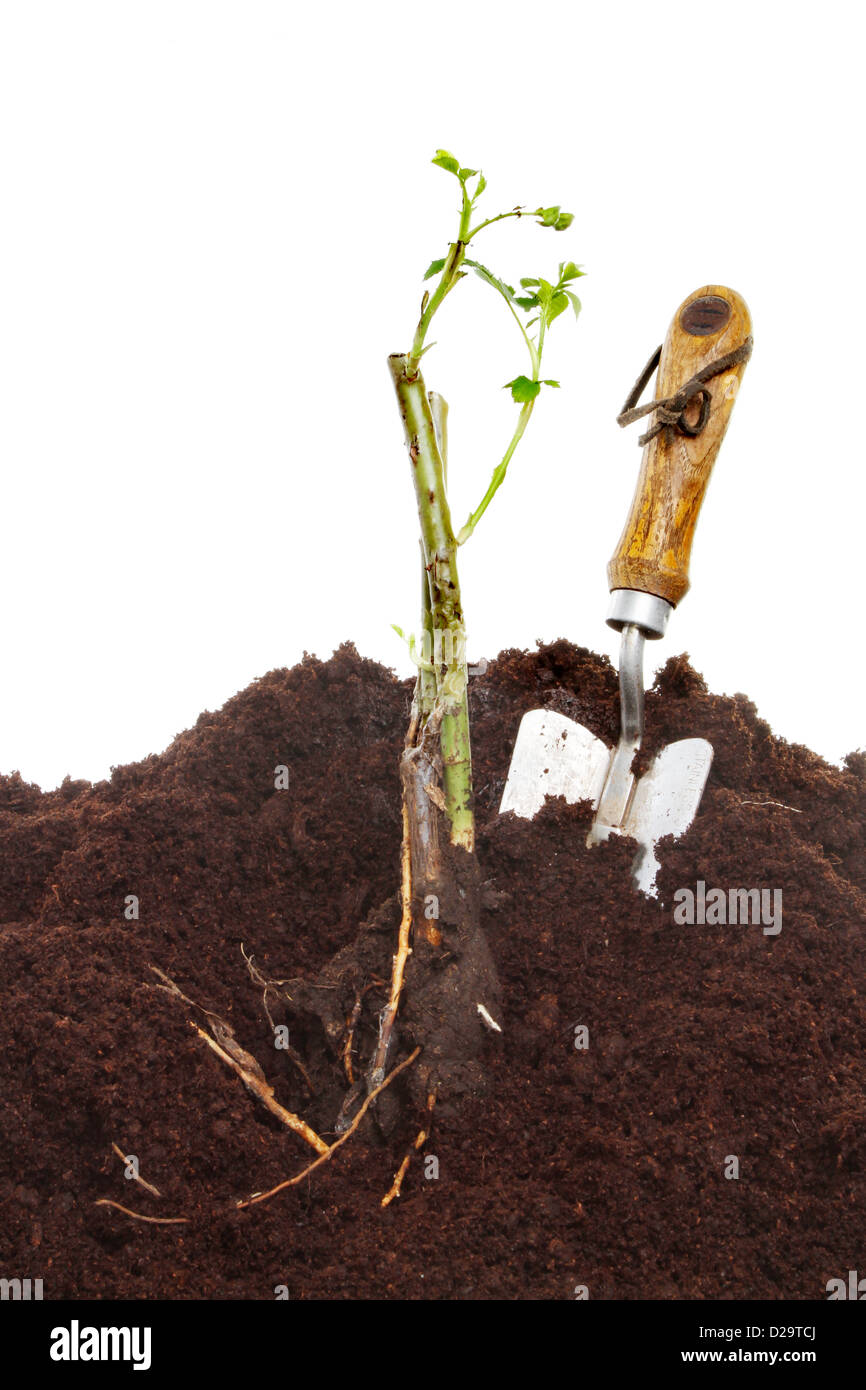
(275, 151), (583, 1169)
(375, 150), (584, 1104)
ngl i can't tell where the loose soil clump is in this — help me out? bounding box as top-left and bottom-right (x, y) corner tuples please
(1, 641), (863, 1299)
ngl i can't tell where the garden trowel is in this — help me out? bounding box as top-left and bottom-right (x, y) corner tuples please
(500, 285), (752, 894)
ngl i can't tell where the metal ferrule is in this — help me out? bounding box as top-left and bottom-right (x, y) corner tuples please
(606, 588), (673, 640)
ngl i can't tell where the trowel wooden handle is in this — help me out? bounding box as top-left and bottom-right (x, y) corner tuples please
(608, 285), (752, 607)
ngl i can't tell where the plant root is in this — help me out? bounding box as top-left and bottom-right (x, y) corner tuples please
(240, 942), (292, 1030)
(381, 1090), (437, 1208)
(739, 799), (803, 813)
(237, 1046), (421, 1210)
(111, 1142), (161, 1197)
(369, 800), (414, 1087)
(96, 1050), (421, 1225)
(192, 1025), (328, 1155)
(275, 707), (502, 1127)
(241, 943), (315, 1095)
(148, 964), (327, 1156)
(93, 1200), (188, 1225)
(343, 994), (363, 1084)
(342, 979), (386, 1085)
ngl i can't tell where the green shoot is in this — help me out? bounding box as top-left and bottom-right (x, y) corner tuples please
(405, 149), (583, 547)
(391, 149), (583, 848)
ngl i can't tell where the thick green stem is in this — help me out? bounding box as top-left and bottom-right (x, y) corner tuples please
(389, 354), (474, 851)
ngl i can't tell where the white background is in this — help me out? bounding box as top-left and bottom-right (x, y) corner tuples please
(0, 1), (862, 789)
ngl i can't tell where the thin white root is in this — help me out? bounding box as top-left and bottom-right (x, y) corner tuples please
(476, 1002), (502, 1033)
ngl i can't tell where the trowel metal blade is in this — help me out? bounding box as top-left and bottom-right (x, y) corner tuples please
(499, 712), (713, 898)
(624, 737), (713, 895)
(499, 710), (609, 820)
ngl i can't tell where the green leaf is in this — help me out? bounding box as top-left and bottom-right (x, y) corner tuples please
(565, 290), (582, 320)
(536, 206), (561, 227)
(541, 379), (560, 388)
(558, 261), (585, 283)
(546, 291), (569, 325)
(458, 166), (478, 180)
(554, 213), (574, 231)
(464, 258), (516, 302)
(432, 149), (460, 175)
(473, 172), (487, 199)
(423, 257), (446, 281)
(514, 295), (539, 311)
(520, 277), (540, 288)
(504, 375), (542, 403)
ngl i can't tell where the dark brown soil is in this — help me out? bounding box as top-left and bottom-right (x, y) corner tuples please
(1, 641), (864, 1300)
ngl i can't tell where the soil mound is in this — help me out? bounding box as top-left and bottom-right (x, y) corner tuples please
(1, 641), (863, 1299)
